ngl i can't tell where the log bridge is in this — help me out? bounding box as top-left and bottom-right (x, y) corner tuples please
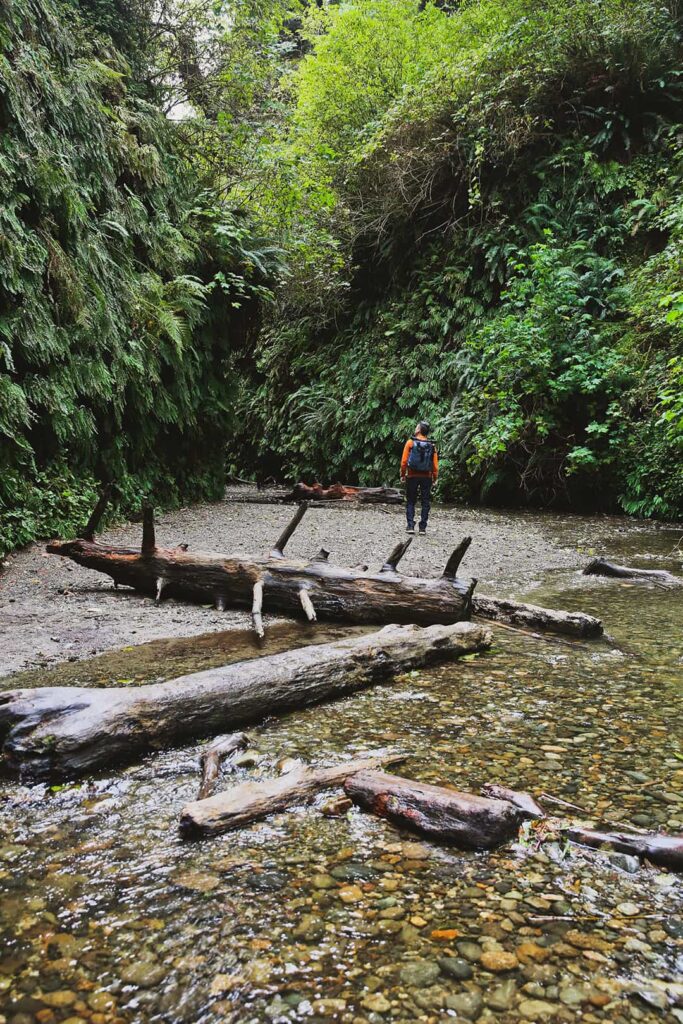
(46, 495), (603, 639)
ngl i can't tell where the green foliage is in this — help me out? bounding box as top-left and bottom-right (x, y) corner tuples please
(0, 0), (277, 556)
(241, 0), (683, 518)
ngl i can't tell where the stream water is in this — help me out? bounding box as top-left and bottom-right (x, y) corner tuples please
(1, 512), (682, 1024)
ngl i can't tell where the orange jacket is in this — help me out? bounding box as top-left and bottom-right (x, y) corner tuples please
(401, 434), (438, 480)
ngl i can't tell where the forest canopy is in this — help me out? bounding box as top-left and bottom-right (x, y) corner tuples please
(2, 0), (683, 555)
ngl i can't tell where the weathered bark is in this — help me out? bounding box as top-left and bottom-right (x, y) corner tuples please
(286, 482), (402, 504)
(564, 827), (683, 871)
(481, 784), (547, 819)
(198, 732), (249, 800)
(584, 558), (682, 587)
(0, 622), (491, 782)
(181, 754), (403, 837)
(344, 770), (535, 849)
(473, 595), (603, 638)
(46, 505), (476, 631)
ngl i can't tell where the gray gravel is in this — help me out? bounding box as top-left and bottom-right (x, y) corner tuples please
(0, 488), (607, 676)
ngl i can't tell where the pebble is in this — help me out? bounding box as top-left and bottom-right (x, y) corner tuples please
(445, 990), (484, 1018)
(438, 957), (473, 980)
(518, 998), (560, 1018)
(312, 998), (346, 1014)
(361, 992), (391, 1013)
(120, 962), (166, 987)
(616, 902), (641, 917)
(39, 992), (77, 1008)
(479, 950), (518, 972)
(486, 978), (517, 1011)
(457, 941), (483, 962)
(399, 960), (440, 987)
(338, 884), (364, 903)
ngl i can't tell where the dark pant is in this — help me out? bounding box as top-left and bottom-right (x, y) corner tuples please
(406, 477), (432, 530)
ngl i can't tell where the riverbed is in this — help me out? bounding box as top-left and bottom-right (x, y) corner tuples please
(0, 498), (682, 1024)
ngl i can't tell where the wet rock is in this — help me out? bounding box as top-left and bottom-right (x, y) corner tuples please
(87, 992), (116, 1013)
(338, 884), (363, 904)
(445, 989), (484, 1019)
(456, 941), (483, 962)
(616, 902), (640, 917)
(172, 871), (220, 893)
(486, 978), (517, 1011)
(559, 983), (589, 1005)
(120, 962), (166, 988)
(39, 991), (77, 1008)
(608, 853), (640, 873)
(518, 999), (560, 1018)
(331, 863), (377, 882)
(399, 960), (440, 988)
(293, 914), (324, 942)
(310, 873), (335, 890)
(247, 871), (287, 892)
(312, 998), (346, 1014)
(479, 950), (518, 972)
(438, 957), (473, 980)
(362, 992), (391, 1013)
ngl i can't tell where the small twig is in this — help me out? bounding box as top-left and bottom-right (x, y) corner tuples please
(539, 792), (588, 814)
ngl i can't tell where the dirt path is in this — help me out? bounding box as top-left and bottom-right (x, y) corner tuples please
(0, 488), (591, 677)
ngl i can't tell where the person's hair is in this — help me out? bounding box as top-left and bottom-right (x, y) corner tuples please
(417, 421), (431, 435)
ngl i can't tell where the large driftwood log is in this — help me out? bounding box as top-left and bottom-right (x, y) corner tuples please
(473, 595), (603, 638)
(0, 622), (491, 782)
(47, 503), (475, 633)
(181, 754), (403, 836)
(286, 482), (402, 504)
(344, 770), (536, 848)
(584, 558), (682, 587)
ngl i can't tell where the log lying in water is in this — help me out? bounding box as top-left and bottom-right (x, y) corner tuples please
(481, 783), (547, 819)
(46, 502), (475, 635)
(344, 770), (536, 848)
(198, 732), (249, 800)
(564, 827), (683, 871)
(473, 595), (603, 638)
(181, 753), (403, 836)
(583, 558), (682, 587)
(0, 621), (491, 782)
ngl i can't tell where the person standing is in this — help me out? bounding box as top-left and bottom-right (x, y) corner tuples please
(400, 421), (438, 534)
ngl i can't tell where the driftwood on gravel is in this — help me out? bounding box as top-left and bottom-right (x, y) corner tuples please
(181, 754), (404, 836)
(0, 621), (491, 782)
(47, 493), (603, 640)
(198, 732), (249, 800)
(344, 770), (538, 848)
(286, 482), (403, 504)
(47, 501), (476, 637)
(584, 558), (682, 587)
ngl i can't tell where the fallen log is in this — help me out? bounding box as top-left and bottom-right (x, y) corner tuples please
(181, 753), (403, 837)
(473, 595), (603, 638)
(344, 770), (536, 849)
(198, 732), (249, 800)
(564, 826), (683, 871)
(0, 621), (491, 782)
(46, 502), (476, 635)
(286, 482), (402, 504)
(583, 558), (682, 587)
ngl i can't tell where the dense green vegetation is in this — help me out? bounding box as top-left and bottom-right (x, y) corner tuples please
(2, 0), (683, 556)
(244, 0), (683, 517)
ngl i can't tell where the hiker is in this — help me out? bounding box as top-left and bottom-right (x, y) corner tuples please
(400, 421), (438, 534)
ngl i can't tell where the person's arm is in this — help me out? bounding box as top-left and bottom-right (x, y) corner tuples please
(400, 439), (412, 480)
(432, 447), (439, 481)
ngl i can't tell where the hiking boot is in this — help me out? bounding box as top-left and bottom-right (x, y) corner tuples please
(418, 527), (427, 535)
(406, 526), (415, 534)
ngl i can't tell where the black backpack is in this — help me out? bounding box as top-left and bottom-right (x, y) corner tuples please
(407, 436), (435, 472)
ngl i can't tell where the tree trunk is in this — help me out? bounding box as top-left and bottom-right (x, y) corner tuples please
(286, 482), (402, 504)
(473, 595), (602, 638)
(46, 508), (476, 631)
(344, 770), (535, 848)
(583, 558), (682, 587)
(0, 622), (491, 782)
(181, 754), (403, 837)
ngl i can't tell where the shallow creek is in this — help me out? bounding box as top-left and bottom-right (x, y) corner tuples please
(1, 511), (682, 1024)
